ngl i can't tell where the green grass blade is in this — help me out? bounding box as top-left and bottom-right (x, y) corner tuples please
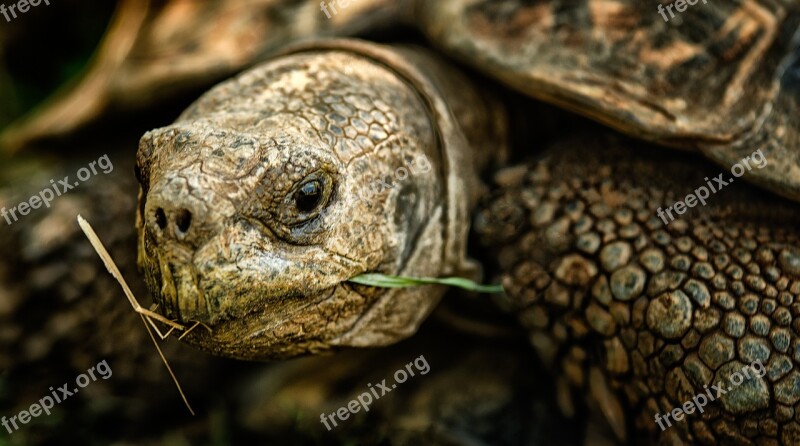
(349, 273), (504, 293)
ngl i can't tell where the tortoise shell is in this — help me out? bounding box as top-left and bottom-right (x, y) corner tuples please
(3, 0), (799, 203)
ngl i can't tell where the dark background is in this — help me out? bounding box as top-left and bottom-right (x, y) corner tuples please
(0, 2), (583, 445)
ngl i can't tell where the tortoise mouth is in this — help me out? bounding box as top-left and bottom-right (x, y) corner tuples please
(141, 265), (372, 359)
(146, 251), (212, 324)
(135, 209), (448, 359)
(137, 198), (374, 327)
(190, 284), (357, 360)
(143, 243), (364, 325)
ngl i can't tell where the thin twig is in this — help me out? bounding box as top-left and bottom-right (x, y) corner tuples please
(77, 215), (195, 416)
(145, 304), (176, 340)
(77, 216), (184, 330)
(178, 321), (212, 340)
(148, 318), (177, 340)
(139, 312), (196, 416)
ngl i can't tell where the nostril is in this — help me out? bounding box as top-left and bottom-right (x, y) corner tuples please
(176, 209), (192, 234)
(155, 208), (167, 230)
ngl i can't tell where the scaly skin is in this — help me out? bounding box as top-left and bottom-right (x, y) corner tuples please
(136, 41), (500, 359)
(475, 135), (800, 445)
(136, 39), (800, 443)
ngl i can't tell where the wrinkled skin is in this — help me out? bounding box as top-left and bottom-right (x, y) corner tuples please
(128, 1), (800, 444)
(134, 35), (800, 444)
(3, 0), (798, 445)
(136, 41), (493, 359)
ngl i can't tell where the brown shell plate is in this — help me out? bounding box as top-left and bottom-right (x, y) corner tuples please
(3, 0), (800, 203)
(419, 0), (800, 201)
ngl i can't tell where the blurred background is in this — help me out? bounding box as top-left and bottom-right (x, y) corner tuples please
(0, 1), (115, 129)
(0, 1), (583, 445)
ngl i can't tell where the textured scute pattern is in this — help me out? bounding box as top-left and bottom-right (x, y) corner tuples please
(421, 0), (800, 202)
(424, 0), (798, 141)
(135, 45), (465, 358)
(174, 50), (435, 167)
(475, 135), (800, 445)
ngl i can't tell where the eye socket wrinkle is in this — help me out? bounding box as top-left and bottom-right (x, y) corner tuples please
(283, 170), (336, 224)
(245, 169), (337, 243)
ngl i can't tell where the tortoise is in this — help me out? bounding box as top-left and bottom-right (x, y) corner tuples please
(5, 0), (800, 445)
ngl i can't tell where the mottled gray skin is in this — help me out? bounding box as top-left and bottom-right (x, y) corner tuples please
(133, 1), (800, 442)
(134, 35), (800, 444)
(476, 138), (800, 445)
(136, 41), (495, 359)
(3, 0), (797, 444)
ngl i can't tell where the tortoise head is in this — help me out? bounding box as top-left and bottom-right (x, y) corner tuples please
(134, 40), (478, 359)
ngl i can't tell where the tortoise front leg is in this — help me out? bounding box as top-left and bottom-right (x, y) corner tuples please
(475, 133), (800, 446)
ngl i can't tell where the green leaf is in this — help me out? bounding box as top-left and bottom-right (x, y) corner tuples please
(349, 273), (504, 293)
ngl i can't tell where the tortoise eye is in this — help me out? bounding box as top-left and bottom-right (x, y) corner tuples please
(278, 171), (334, 228)
(294, 180), (323, 213)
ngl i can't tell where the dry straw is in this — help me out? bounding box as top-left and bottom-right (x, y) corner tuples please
(77, 215), (196, 415)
